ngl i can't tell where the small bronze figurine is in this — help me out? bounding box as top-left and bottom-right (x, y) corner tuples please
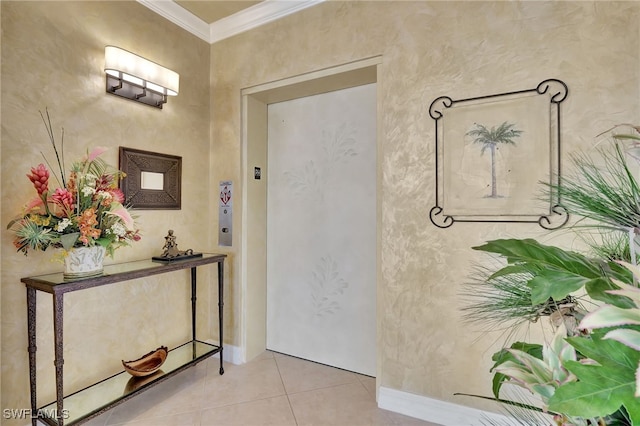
(159, 230), (194, 259)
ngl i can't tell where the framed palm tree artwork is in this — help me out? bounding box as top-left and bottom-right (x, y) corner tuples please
(429, 79), (569, 229)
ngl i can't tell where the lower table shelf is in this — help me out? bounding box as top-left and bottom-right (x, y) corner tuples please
(38, 340), (221, 425)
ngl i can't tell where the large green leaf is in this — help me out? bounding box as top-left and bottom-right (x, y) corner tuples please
(474, 239), (634, 306)
(474, 239), (598, 304)
(586, 277), (635, 309)
(548, 334), (640, 423)
(606, 261), (636, 283)
(473, 239), (602, 278)
(527, 272), (588, 305)
(488, 264), (533, 279)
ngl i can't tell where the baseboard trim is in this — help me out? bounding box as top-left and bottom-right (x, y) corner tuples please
(378, 386), (514, 425)
(205, 341), (243, 365)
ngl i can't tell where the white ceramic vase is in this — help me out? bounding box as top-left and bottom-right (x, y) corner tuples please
(63, 245), (106, 279)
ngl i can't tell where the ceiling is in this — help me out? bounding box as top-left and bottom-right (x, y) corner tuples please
(175, 1), (263, 25)
(138, 0), (324, 44)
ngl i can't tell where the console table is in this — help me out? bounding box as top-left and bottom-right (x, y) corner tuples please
(22, 253), (227, 426)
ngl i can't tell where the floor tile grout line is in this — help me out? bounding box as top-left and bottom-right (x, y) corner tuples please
(284, 378), (365, 398)
(106, 408), (204, 426)
(197, 359), (212, 426)
(270, 350), (375, 379)
(274, 355), (300, 426)
(101, 407), (114, 426)
(198, 358), (290, 413)
(198, 391), (289, 412)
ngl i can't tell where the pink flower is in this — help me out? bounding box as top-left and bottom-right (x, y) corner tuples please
(27, 164), (49, 196)
(109, 188), (125, 204)
(51, 188), (74, 215)
(84, 146), (108, 162)
(24, 196), (44, 212)
(108, 206), (135, 230)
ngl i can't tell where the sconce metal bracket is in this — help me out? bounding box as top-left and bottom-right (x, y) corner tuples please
(106, 74), (167, 109)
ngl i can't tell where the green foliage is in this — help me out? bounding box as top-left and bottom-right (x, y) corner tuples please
(548, 333), (640, 423)
(584, 230), (636, 263)
(460, 265), (548, 333)
(10, 219), (57, 252)
(578, 264), (640, 408)
(467, 239), (638, 424)
(462, 129), (640, 425)
(550, 143), (640, 231)
(472, 238), (634, 308)
(491, 342), (543, 398)
(491, 327), (578, 409)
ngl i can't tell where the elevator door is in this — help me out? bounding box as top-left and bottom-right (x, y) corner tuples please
(266, 83), (376, 376)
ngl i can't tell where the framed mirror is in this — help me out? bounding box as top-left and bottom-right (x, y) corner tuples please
(119, 147), (182, 209)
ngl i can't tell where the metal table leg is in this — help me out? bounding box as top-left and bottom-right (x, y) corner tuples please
(218, 261), (224, 375)
(53, 293), (64, 426)
(27, 288), (37, 426)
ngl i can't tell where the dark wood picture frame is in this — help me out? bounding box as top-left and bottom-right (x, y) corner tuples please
(119, 147), (182, 210)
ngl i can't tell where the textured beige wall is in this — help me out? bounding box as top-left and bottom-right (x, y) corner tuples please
(2, 0), (639, 421)
(210, 0), (640, 411)
(1, 1), (211, 422)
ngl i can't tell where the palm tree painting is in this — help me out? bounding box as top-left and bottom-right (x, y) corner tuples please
(466, 122), (523, 198)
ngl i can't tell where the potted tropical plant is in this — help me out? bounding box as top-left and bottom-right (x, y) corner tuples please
(461, 125), (640, 425)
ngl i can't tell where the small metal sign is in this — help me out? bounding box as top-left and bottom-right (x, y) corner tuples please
(219, 181), (232, 246)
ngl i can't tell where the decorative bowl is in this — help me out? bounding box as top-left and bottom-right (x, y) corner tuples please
(122, 346), (168, 377)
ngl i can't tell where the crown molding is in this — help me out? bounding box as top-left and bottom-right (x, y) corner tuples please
(209, 0), (325, 44)
(138, 0), (325, 44)
(137, 0), (210, 42)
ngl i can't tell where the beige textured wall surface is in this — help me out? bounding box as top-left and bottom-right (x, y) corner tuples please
(1, 0), (639, 420)
(210, 0), (639, 411)
(1, 1), (211, 422)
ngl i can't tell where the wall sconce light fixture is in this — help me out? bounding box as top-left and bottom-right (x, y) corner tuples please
(104, 46), (179, 109)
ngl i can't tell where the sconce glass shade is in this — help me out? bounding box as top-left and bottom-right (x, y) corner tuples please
(104, 46), (180, 108)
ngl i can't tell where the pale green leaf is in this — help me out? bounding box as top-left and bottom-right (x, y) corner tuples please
(531, 384), (556, 401)
(510, 350), (553, 384)
(494, 362), (540, 386)
(580, 305), (640, 329)
(491, 343), (542, 398)
(608, 277), (640, 304)
(604, 328), (640, 351)
(59, 232), (79, 251)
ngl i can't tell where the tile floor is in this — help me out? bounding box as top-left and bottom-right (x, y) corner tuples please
(82, 350), (442, 426)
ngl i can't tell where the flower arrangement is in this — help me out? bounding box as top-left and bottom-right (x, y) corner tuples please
(7, 111), (141, 257)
